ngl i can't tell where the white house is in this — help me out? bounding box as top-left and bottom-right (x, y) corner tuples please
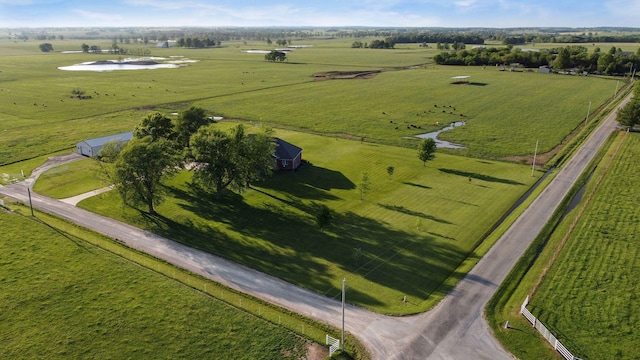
(76, 132), (133, 157)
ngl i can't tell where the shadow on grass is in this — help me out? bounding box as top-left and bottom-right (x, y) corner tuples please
(152, 181), (466, 308)
(257, 163), (355, 200)
(377, 203), (453, 224)
(439, 168), (525, 185)
(402, 181), (432, 190)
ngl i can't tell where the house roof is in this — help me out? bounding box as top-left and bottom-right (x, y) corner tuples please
(274, 138), (302, 160)
(82, 132), (133, 148)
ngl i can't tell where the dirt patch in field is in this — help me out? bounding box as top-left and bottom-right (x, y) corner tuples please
(313, 70), (381, 81)
(304, 342), (328, 360)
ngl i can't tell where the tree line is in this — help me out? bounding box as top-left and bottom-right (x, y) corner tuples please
(98, 107), (276, 215)
(434, 45), (640, 75)
(501, 33), (640, 45)
(175, 37), (221, 48)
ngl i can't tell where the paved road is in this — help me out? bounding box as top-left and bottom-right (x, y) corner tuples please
(0, 93), (631, 359)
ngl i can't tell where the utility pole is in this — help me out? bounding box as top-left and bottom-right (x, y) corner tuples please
(585, 101), (592, 127)
(341, 277), (345, 352)
(531, 140), (539, 177)
(27, 187), (34, 216)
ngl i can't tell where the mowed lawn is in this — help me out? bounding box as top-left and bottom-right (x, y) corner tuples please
(0, 210), (307, 359)
(33, 158), (110, 199)
(77, 126), (537, 314)
(528, 132), (640, 359)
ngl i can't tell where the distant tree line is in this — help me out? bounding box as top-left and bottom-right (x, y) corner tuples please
(175, 37), (221, 48)
(434, 45), (640, 75)
(501, 33), (640, 45)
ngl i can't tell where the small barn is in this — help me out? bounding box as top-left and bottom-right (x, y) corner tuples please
(274, 138), (302, 171)
(76, 132), (133, 157)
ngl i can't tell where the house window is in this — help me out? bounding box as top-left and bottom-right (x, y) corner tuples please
(282, 160), (288, 166)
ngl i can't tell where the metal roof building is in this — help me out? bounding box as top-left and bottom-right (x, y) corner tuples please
(76, 132), (133, 157)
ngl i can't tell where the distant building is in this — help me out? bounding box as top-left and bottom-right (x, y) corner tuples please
(274, 138), (302, 171)
(76, 132), (133, 157)
(538, 66), (552, 74)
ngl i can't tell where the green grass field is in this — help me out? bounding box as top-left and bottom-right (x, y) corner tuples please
(0, 208), (309, 360)
(71, 126), (538, 314)
(528, 131), (640, 359)
(33, 158), (110, 198)
(0, 38), (626, 165)
(2, 34), (638, 356)
(486, 130), (639, 360)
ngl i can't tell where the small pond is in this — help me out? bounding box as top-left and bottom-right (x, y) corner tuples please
(416, 121), (466, 149)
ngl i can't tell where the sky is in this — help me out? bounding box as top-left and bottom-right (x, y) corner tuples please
(1, 0), (639, 29)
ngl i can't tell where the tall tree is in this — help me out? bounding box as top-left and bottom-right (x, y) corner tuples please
(113, 137), (179, 214)
(418, 138), (437, 166)
(175, 106), (211, 148)
(553, 47), (571, 69)
(617, 99), (640, 128)
(134, 112), (175, 142)
(190, 124), (276, 200)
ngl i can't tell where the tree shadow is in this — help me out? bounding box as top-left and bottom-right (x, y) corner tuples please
(158, 182), (467, 308)
(377, 203), (453, 224)
(439, 168), (525, 185)
(402, 181), (432, 190)
(256, 163), (355, 201)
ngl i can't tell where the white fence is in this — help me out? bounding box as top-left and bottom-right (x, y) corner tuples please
(326, 334), (340, 357)
(520, 296), (581, 360)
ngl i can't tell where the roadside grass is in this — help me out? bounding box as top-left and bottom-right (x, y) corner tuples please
(0, 206), (313, 360)
(33, 158), (110, 199)
(529, 131), (640, 359)
(0, 38), (627, 165)
(486, 130), (636, 360)
(75, 126), (538, 314)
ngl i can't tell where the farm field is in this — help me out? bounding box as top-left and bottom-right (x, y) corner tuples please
(0, 38), (623, 165)
(528, 132), (640, 359)
(487, 130), (639, 360)
(0, 208), (309, 360)
(70, 126), (539, 314)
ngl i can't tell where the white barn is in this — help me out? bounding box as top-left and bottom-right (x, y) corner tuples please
(76, 132), (133, 157)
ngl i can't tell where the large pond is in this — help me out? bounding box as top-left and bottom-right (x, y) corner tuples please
(58, 57), (194, 72)
(416, 121), (466, 149)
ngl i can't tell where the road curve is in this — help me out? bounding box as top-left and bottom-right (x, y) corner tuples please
(0, 93), (631, 359)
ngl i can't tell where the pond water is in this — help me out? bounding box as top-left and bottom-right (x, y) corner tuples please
(57, 57), (194, 72)
(58, 62), (180, 72)
(416, 121), (466, 149)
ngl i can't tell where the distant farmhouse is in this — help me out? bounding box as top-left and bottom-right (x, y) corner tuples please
(76, 132), (133, 157)
(274, 138), (302, 171)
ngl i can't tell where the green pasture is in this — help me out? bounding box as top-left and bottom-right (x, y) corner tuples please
(0, 37), (626, 165)
(487, 130), (639, 359)
(529, 132), (640, 359)
(73, 126), (537, 314)
(0, 208), (309, 360)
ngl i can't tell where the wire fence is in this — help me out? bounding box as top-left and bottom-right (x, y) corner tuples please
(520, 296), (581, 360)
